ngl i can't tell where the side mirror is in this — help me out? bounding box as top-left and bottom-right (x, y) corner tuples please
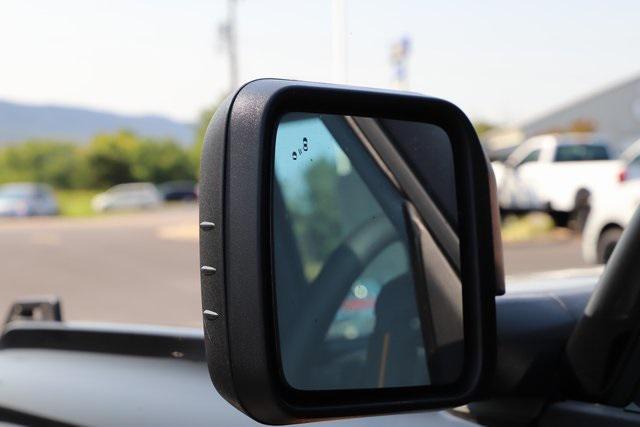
(199, 79), (503, 424)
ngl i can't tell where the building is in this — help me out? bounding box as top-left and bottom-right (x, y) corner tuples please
(520, 74), (640, 152)
(483, 74), (640, 153)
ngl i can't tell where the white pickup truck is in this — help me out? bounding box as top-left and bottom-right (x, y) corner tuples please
(492, 133), (623, 226)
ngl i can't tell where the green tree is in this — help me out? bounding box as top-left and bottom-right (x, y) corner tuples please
(84, 130), (139, 188)
(132, 138), (195, 183)
(0, 140), (86, 188)
(0, 130), (198, 190)
(191, 96), (229, 177)
(190, 106), (216, 176)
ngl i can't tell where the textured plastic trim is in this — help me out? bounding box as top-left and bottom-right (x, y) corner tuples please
(199, 79), (501, 424)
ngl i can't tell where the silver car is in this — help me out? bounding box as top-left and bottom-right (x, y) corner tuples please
(0, 183), (59, 217)
(91, 182), (163, 212)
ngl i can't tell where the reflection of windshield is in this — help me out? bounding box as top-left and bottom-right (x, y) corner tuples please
(273, 113), (430, 390)
(274, 114), (407, 281)
(273, 112), (465, 391)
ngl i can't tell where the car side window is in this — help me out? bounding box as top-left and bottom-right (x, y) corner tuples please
(554, 144), (610, 162)
(626, 154), (640, 181)
(516, 149), (540, 167)
(629, 155), (640, 169)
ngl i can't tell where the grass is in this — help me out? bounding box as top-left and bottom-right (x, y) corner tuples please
(55, 189), (101, 217)
(501, 213), (556, 243)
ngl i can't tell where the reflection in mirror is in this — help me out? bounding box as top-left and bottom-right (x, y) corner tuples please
(272, 112), (463, 391)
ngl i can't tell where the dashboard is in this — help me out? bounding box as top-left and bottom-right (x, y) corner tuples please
(0, 322), (474, 427)
(0, 276), (597, 426)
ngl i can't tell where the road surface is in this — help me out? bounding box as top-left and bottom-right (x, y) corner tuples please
(0, 205), (591, 327)
(503, 236), (587, 276)
(0, 205), (201, 328)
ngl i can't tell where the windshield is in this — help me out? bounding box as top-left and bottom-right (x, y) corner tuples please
(0, 185), (37, 199)
(2, 1), (636, 328)
(0, 191), (32, 200)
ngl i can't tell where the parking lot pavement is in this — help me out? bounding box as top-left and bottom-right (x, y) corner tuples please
(0, 206), (590, 328)
(503, 236), (588, 276)
(0, 205), (202, 328)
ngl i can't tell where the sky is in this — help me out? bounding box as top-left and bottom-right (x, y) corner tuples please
(2, 0), (640, 125)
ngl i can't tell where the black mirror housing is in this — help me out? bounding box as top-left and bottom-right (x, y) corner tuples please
(199, 79), (503, 424)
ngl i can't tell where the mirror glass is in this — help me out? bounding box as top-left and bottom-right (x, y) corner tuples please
(272, 112), (463, 391)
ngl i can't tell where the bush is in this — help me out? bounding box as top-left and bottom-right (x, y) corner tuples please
(0, 130), (197, 190)
(84, 130), (139, 188)
(0, 140), (86, 188)
(132, 138), (195, 184)
(191, 106), (217, 177)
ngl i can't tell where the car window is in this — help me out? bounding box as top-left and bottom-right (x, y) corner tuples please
(517, 149), (540, 166)
(629, 155), (640, 168)
(554, 145), (609, 162)
(623, 154), (640, 181)
(0, 189), (25, 199)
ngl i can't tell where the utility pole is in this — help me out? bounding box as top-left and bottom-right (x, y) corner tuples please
(331, 0), (347, 84)
(219, 0), (239, 92)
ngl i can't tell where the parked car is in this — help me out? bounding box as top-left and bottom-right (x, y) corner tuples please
(495, 133), (620, 226)
(616, 137), (640, 182)
(0, 183), (59, 217)
(582, 138), (640, 264)
(91, 182), (163, 212)
(582, 180), (639, 264)
(157, 180), (197, 201)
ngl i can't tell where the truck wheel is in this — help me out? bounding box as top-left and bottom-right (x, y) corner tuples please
(597, 227), (623, 264)
(550, 211), (570, 228)
(571, 189), (591, 233)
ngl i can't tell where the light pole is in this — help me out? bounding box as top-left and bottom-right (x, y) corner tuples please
(331, 0), (347, 84)
(219, 0), (239, 92)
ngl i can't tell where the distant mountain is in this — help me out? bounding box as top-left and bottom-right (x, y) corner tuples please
(0, 99), (195, 146)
